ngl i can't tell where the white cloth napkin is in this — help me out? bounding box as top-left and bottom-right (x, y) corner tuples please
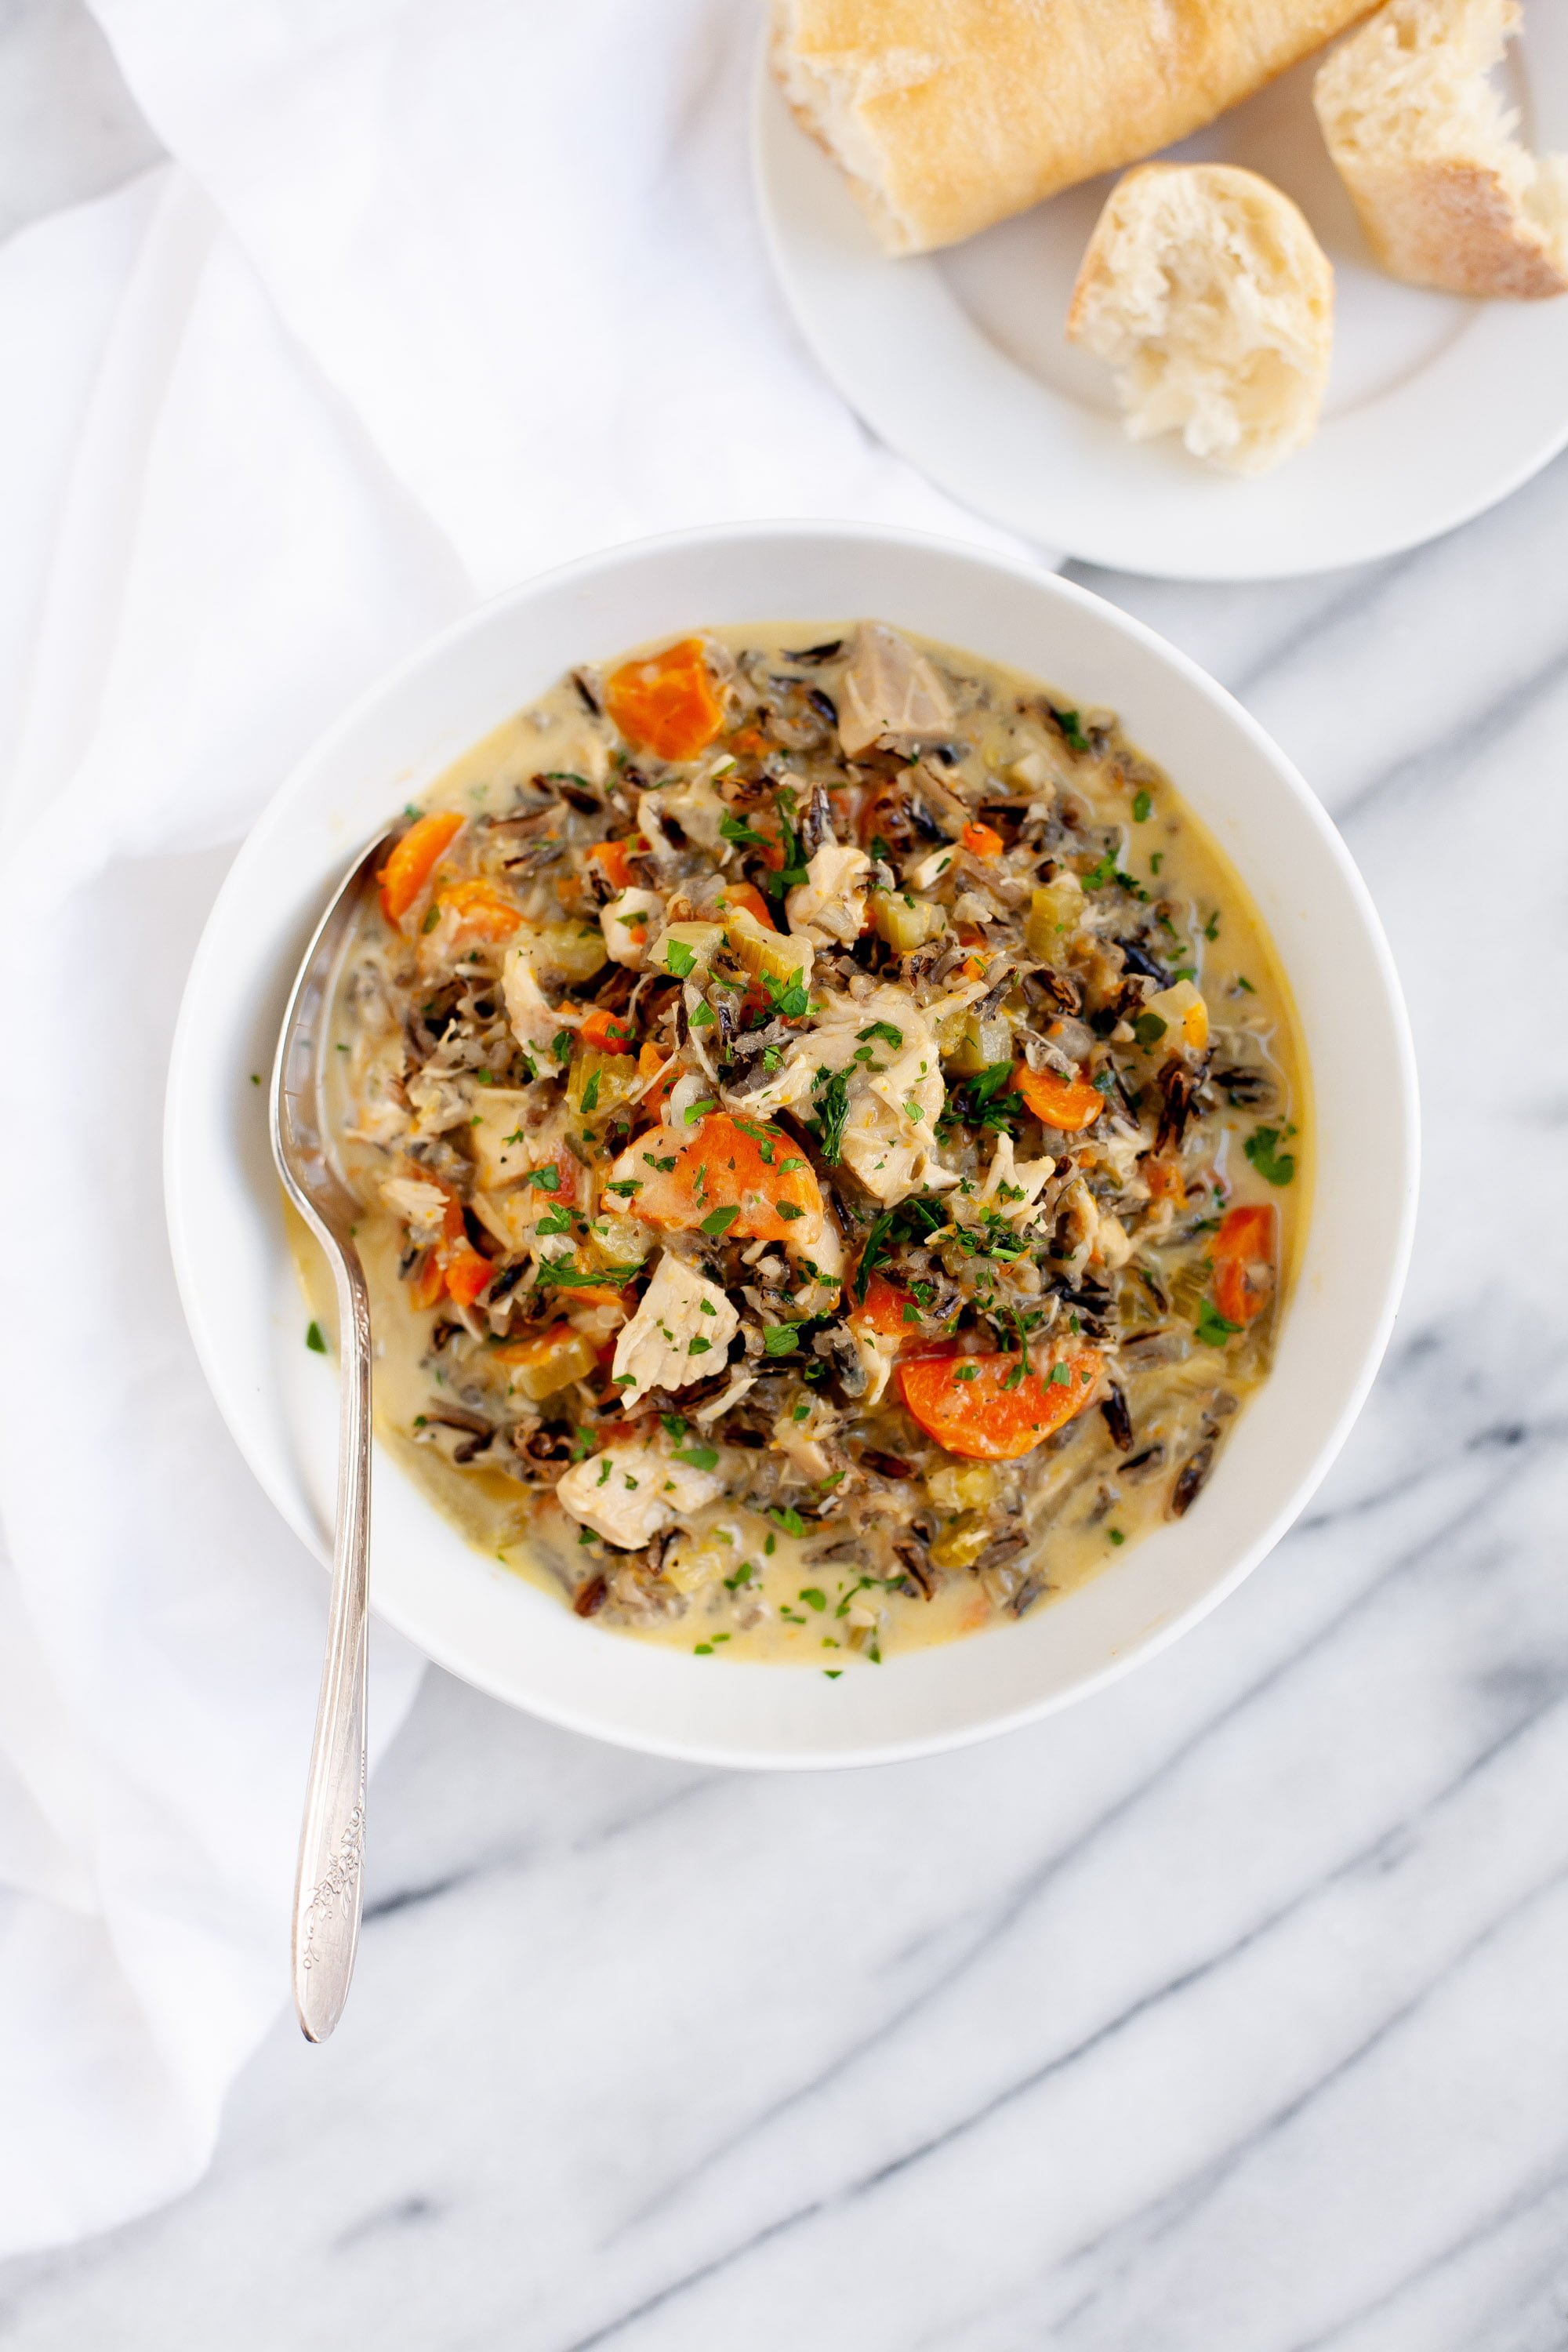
(0, 0), (1028, 2259)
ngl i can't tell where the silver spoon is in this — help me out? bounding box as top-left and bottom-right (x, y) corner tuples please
(270, 829), (395, 2042)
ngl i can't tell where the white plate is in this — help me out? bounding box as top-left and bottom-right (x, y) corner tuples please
(753, 8), (1568, 579)
(165, 523), (1417, 1768)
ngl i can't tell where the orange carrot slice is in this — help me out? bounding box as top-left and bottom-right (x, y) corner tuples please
(1014, 1062), (1105, 1132)
(579, 1006), (636, 1054)
(431, 878), (524, 944)
(961, 820), (1004, 858)
(586, 837), (639, 892)
(377, 811), (463, 924)
(629, 1111), (822, 1246)
(604, 639), (724, 762)
(898, 1348), (1102, 1461)
(1212, 1203), (1276, 1326)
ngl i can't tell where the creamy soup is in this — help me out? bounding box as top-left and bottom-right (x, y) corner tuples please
(310, 622), (1306, 1670)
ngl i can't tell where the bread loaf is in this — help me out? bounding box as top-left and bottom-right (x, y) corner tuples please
(1065, 163), (1334, 474)
(1313, 0), (1568, 299)
(771, 0), (1374, 256)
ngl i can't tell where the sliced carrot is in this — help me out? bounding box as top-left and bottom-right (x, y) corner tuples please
(630, 1111), (822, 1246)
(1014, 1062), (1105, 1133)
(849, 1272), (917, 1340)
(1212, 1203), (1276, 1326)
(898, 1348), (1102, 1462)
(604, 639), (724, 762)
(579, 1006), (636, 1054)
(378, 811), (463, 924)
(431, 877), (524, 944)
(1144, 1155), (1187, 1206)
(961, 820), (1004, 858)
(445, 1246), (494, 1308)
(633, 1040), (678, 1129)
(714, 880), (777, 931)
(586, 837), (639, 893)
(411, 1250), (446, 1312)
(728, 724), (768, 757)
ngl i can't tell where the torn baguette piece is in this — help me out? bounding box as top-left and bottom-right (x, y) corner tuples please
(770, 0), (1374, 256)
(1313, 0), (1568, 298)
(1065, 164), (1334, 477)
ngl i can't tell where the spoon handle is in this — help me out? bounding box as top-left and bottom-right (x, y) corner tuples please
(292, 1243), (372, 2042)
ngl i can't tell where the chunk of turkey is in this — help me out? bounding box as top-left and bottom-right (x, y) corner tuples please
(786, 843), (871, 946)
(837, 624), (955, 758)
(600, 887), (666, 969)
(556, 1441), (722, 1551)
(723, 982), (956, 1206)
(976, 1131), (1057, 1228)
(503, 947), (581, 1056)
(612, 1251), (740, 1407)
(379, 1177), (449, 1247)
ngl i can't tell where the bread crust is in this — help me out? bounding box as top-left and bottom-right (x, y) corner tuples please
(1313, 0), (1568, 299)
(771, 0), (1374, 255)
(1334, 155), (1568, 297)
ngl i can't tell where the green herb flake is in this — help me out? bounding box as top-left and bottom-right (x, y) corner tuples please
(700, 1205), (740, 1237)
(1132, 789), (1152, 822)
(770, 1507), (805, 1539)
(305, 1321), (326, 1355)
(1244, 1124), (1298, 1187)
(663, 937), (697, 978)
(1134, 1011), (1168, 1047)
(762, 1324), (799, 1357)
(1196, 1299), (1243, 1348)
(551, 1029), (573, 1065)
(799, 1588), (827, 1612)
(675, 1443), (720, 1472)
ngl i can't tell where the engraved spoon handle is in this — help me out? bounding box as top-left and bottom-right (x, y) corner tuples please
(291, 1239), (372, 2042)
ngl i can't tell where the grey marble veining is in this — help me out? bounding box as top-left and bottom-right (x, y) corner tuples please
(4, 14), (1568, 2345)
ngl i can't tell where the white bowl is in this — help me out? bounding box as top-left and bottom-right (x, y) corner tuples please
(165, 524), (1417, 1769)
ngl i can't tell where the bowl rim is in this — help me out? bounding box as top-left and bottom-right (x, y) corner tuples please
(165, 518), (1419, 1768)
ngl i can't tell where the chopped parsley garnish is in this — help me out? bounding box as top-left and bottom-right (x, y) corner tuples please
(579, 1070), (600, 1112)
(551, 1029), (573, 1065)
(1132, 789), (1152, 822)
(700, 1206), (740, 1236)
(1244, 1123), (1298, 1187)
(856, 1020), (904, 1049)
(305, 1321), (326, 1354)
(762, 1324), (800, 1357)
(770, 1507), (805, 1539)
(1134, 1011), (1167, 1047)
(675, 1443), (719, 1472)
(811, 1067), (851, 1162)
(663, 937), (696, 978)
(538, 1261), (641, 1289)
(719, 812), (765, 848)
(1196, 1299), (1243, 1347)
(1051, 705), (1091, 753)
(684, 1098), (716, 1123)
(761, 968), (810, 1020)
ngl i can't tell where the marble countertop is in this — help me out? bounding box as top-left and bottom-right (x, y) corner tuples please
(4, 9), (1567, 2350)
